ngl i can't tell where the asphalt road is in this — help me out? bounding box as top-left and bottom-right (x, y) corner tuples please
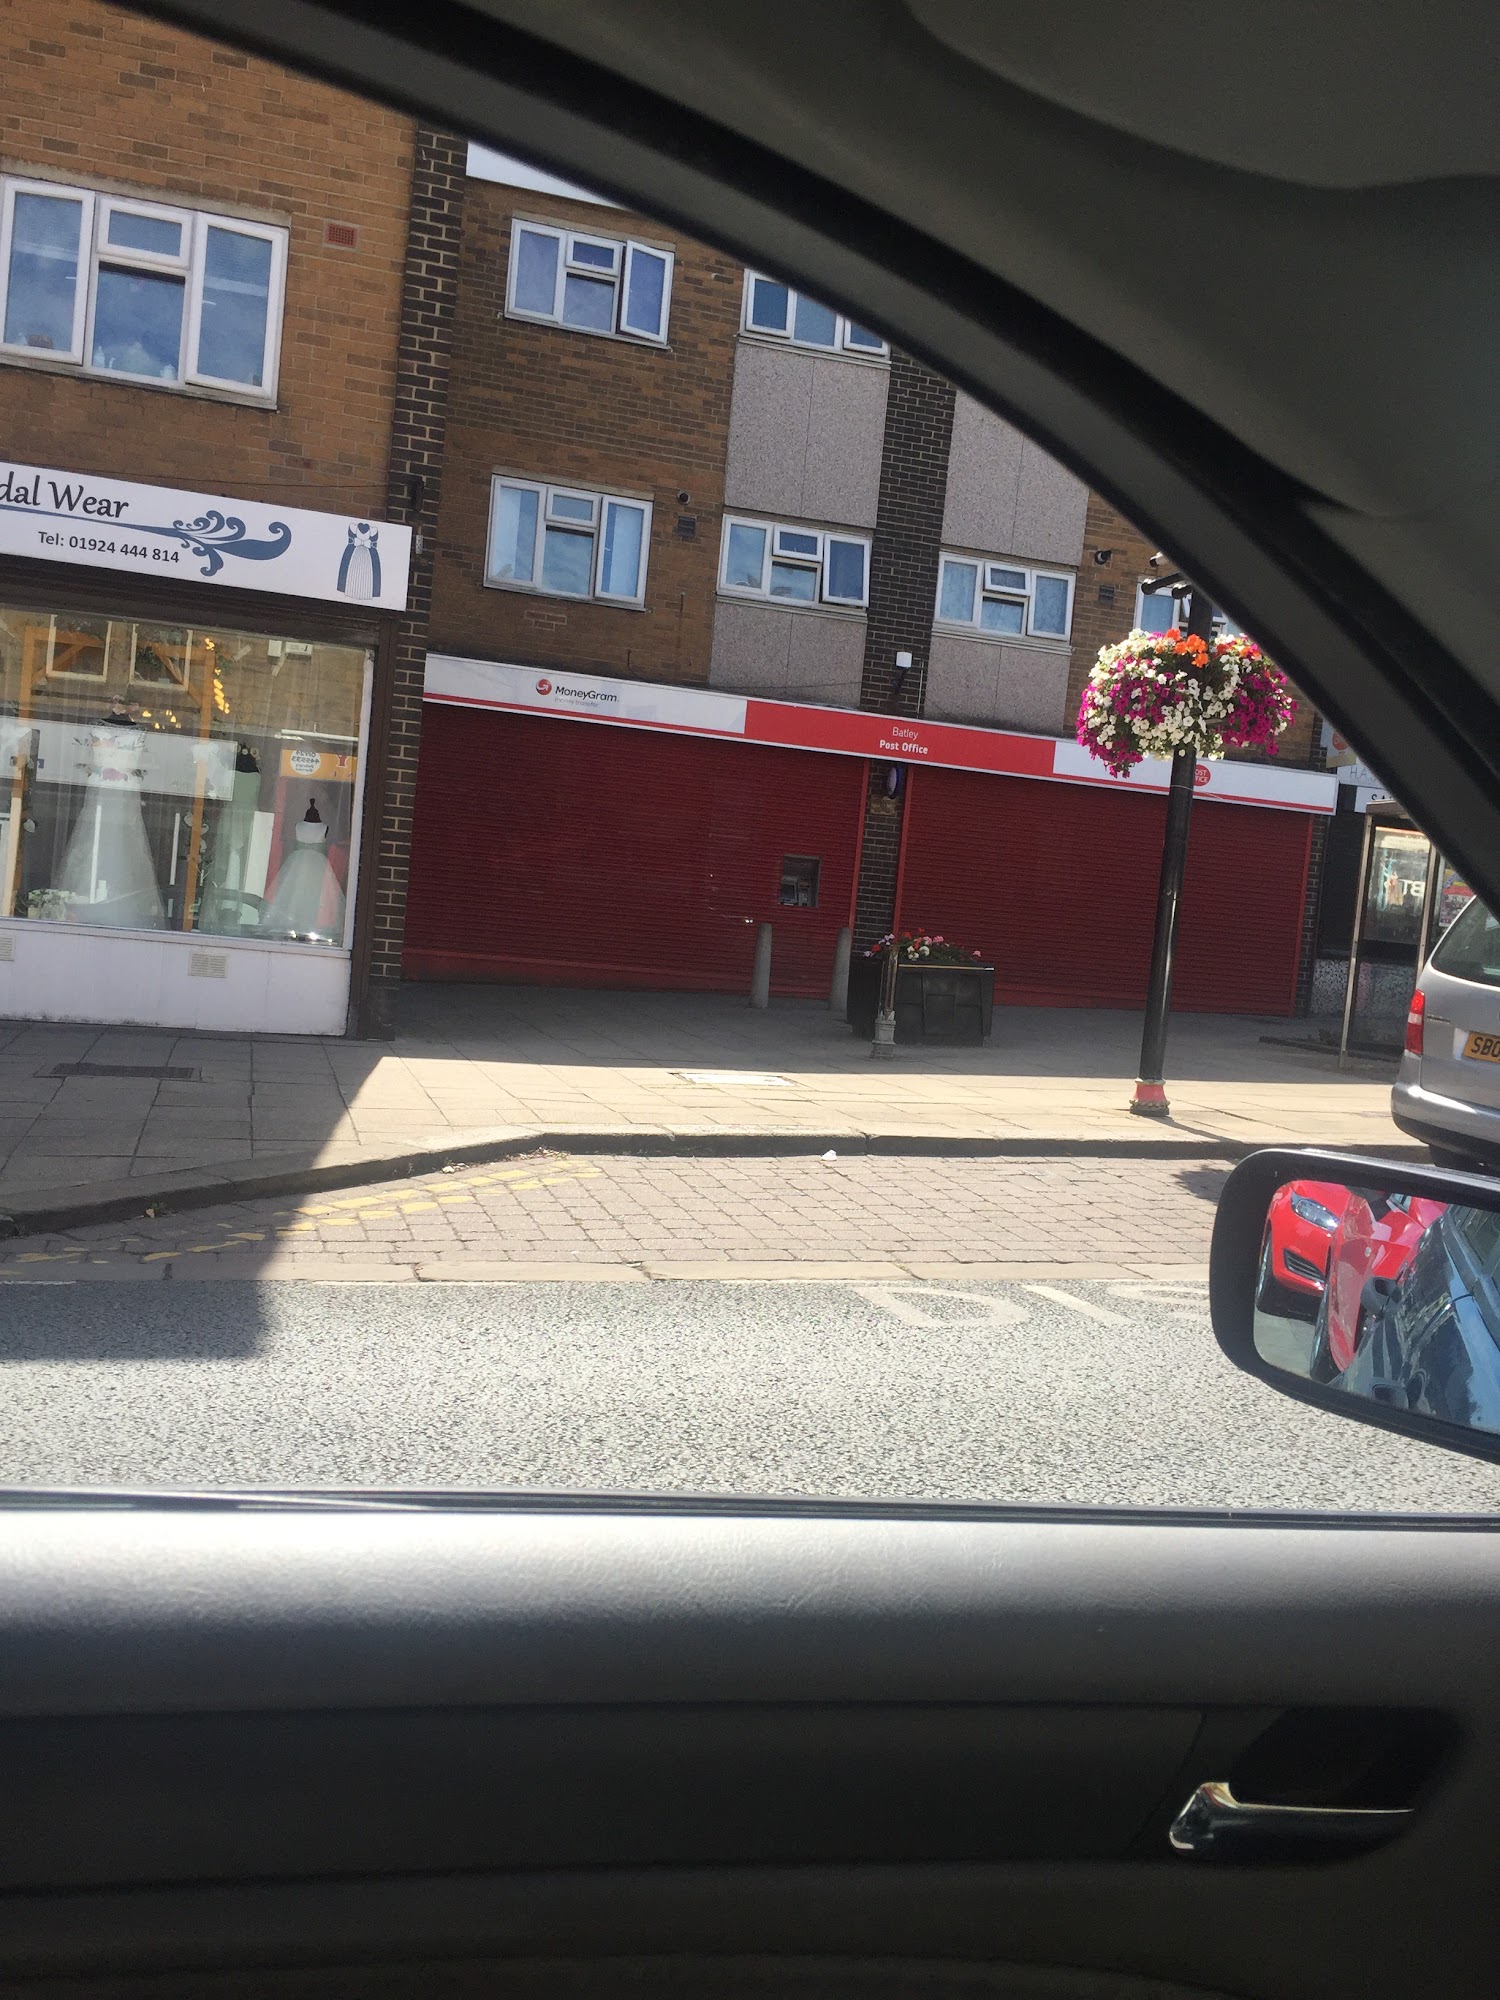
(3, 1274), (1500, 1512)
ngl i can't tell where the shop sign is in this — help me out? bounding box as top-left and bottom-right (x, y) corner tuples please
(0, 460), (412, 610)
(425, 655), (1339, 816)
(280, 747), (358, 783)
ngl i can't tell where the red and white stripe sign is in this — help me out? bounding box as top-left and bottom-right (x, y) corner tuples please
(424, 654), (1337, 815)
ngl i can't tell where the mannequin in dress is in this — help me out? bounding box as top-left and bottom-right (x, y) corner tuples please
(259, 797), (345, 944)
(54, 704), (165, 928)
(197, 744), (263, 933)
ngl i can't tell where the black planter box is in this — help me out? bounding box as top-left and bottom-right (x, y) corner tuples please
(846, 955), (995, 1045)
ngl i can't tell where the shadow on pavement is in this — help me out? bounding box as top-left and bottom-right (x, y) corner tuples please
(0, 1282), (266, 1361)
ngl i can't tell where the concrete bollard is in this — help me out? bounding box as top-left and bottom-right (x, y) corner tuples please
(749, 921), (772, 1009)
(827, 926), (852, 1013)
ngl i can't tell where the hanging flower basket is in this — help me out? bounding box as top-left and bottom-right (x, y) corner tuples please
(1076, 628), (1294, 779)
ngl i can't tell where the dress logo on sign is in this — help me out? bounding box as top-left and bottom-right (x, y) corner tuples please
(335, 522), (382, 600)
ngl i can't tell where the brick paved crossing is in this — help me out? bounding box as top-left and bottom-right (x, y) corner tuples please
(0, 1152), (1227, 1280)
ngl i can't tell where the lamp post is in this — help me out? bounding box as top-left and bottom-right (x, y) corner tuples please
(1128, 573), (1214, 1118)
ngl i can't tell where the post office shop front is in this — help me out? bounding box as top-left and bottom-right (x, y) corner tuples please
(0, 465), (411, 1036)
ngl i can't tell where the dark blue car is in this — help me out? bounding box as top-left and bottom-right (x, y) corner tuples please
(1340, 1205), (1500, 1431)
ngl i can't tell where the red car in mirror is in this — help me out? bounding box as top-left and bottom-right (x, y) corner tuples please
(1310, 1191), (1450, 1380)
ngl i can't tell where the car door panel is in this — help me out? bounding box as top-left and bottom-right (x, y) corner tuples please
(0, 1509), (1495, 1998)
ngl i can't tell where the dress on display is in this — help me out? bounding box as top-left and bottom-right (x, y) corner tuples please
(259, 799), (344, 944)
(54, 720), (165, 929)
(197, 745), (263, 933)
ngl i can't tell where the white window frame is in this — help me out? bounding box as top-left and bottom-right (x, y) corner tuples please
(0, 179), (95, 363)
(740, 272), (888, 359)
(0, 174), (286, 401)
(935, 551), (1075, 642)
(485, 475), (653, 607)
(505, 218), (674, 345)
(718, 514), (871, 610)
(184, 212), (287, 396)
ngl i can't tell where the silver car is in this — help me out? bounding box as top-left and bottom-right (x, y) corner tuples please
(1394, 898), (1500, 1168)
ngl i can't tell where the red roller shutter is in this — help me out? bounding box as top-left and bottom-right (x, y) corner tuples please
(405, 704), (866, 995)
(896, 766), (1312, 1015)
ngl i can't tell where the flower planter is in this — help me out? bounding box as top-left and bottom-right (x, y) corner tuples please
(847, 956), (994, 1046)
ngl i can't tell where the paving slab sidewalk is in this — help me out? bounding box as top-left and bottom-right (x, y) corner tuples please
(0, 984), (1410, 1233)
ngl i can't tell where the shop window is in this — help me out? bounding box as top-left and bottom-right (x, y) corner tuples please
(719, 516), (870, 608)
(936, 553), (1074, 641)
(741, 273), (887, 357)
(506, 219), (673, 344)
(779, 855), (821, 908)
(487, 478), (652, 605)
(0, 177), (286, 399)
(0, 603), (368, 947)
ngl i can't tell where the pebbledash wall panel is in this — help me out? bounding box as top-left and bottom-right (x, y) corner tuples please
(896, 766), (1314, 1016)
(405, 705), (865, 995)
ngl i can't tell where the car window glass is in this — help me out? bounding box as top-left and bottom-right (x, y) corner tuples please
(3, 4), (1500, 1524)
(1432, 897), (1500, 988)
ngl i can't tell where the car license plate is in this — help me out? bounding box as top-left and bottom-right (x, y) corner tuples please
(1463, 1030), (1500, 1063)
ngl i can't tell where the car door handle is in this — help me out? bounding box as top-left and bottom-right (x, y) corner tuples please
(1169, 1780), (1412, 1858)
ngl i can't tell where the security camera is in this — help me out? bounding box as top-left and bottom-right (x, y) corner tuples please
(1092, 548), (1114, 565)
(676, 490), (691, 505)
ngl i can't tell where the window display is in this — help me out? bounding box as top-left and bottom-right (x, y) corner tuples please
(0, 601), (368, 946)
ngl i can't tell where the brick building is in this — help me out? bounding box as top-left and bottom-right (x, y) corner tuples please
(403, 145), (1335, 1018)
(0, 0), (432, 1036)
(0, 15), (1337, 1042)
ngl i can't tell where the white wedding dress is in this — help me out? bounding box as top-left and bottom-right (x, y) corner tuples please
(54, 724), (165, 929)
(259, 808), (345, 943)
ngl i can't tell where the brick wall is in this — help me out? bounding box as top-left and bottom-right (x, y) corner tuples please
(0, 0), (412, 513)
(850, 352), (956, 947)
(428, 182), (741, 683)
(360, 126), (467, 1037)
(1064, 491), (1159, 736)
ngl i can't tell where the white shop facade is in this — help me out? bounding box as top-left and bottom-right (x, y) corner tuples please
(0, 460), (411, 1035)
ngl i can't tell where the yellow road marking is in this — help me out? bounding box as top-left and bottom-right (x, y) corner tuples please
(282, 1164), (553, 1220)
(1, 1159), (603, 1270)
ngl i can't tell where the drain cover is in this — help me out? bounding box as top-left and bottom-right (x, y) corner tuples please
(45, 1062), (199, 1081)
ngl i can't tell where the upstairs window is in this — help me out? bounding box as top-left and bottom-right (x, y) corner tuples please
(487, 477), (652, 605)
(0, 177), (286, 398)
(741, 272), (887, 357)
(719, 516), (870, 608)
(936, 553), (1074, 641)
(507, 220), (673, 344)
(1134, 582), (1245, 639)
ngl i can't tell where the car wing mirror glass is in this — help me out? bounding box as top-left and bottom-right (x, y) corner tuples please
(1211, 1147), (1500, 1464)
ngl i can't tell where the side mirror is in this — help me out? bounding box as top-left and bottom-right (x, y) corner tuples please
(1211, 1147), (1500, 1465)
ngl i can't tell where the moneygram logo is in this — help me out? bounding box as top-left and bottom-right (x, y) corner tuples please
(535, 678), (552, 695)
